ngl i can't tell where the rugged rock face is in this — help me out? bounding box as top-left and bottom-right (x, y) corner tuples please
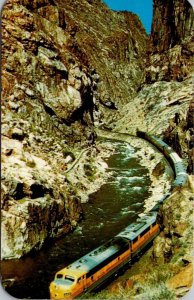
(39, 0), (148, 122)
(106, 2), (193, 297)
(1, 0), (147, 259)
(147, 0), (194, 82)
(151, 0), (193, 51)
(153, 185), (193, 265)
(115, 0), (194, 174)
(1, 0), (91, 258)
(1, 0), (127, 259)
(2, 0), (98, 141)
(149, 0), (194, 173)
(151, 180), (193, 297)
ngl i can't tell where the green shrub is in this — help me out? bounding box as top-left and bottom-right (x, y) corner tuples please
(134, 282), (176, 300)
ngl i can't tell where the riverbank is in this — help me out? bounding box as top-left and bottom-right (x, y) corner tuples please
(90, 130), (193, 300)
(96, 130), (173, 214)
(64, 143), (114, 204)
(2, 132), (157, 261)
(1, 137), (113, 260)
(1, 137), (152, 299)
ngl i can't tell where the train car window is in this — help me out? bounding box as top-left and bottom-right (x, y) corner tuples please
(65, 275), (75, 282)
(152, 222), (156, 227)
(133, 236), (138, 243)
(132, 237), (138, 244)
(77, 277), (82, 283)
(140, 227), (149, 237)
(56, 274), (63, 279)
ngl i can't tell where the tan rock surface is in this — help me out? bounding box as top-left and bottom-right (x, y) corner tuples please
(167, 263), (193, 289)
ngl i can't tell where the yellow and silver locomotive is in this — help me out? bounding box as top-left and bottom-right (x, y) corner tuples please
(50, 212), (159, 299)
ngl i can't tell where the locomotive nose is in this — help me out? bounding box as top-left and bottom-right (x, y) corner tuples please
(50, 281), (73, 299)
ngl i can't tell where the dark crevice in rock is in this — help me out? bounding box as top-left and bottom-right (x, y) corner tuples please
(20, 0), (56, 10)
(43, 104), (56, 117)
(13, 183), (25, 200)
(54, 68), (68, 79)
(11, 131), (25, 141)
(30, 183), (47, 199)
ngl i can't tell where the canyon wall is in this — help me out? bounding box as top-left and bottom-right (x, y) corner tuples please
(1, 0), (147, 259)
(112, 3), (194, 295)
(1, 0), (193, 275)
(147, 0), (194, 82)
(149, 0), (194, 174)
(115, 0), (194, 174)
(3, 0), (144, 258)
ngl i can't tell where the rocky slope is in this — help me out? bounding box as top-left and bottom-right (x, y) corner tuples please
(149, 0), (194, 82)
(32, 0), (148, 122)
(115, 0), (194, 174)
(1, 0), (148, 259)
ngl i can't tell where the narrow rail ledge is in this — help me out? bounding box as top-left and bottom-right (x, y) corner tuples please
(64, 147), (92, 174)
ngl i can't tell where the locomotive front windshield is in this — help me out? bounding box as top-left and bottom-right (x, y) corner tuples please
(56, 274), (75, 284)
(65, 275), (75, 282)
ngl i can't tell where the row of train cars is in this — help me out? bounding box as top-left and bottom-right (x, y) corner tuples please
(49, 131), (188, 299)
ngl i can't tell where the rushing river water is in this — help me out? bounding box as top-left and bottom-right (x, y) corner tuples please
(1, 139), (152, 299)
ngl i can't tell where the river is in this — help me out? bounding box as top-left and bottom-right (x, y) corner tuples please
(1, 139), (152, 299)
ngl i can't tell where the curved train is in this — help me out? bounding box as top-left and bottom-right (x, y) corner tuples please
(49, 132), (188, 299)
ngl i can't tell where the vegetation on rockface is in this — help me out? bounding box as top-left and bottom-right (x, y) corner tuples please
(84, 182), (193, 299)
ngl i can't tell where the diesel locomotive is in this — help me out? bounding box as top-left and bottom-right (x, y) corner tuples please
(49, 132), (188, 299)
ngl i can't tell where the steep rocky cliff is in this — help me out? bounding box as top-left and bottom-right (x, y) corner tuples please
(32, 0), (148, 122)
(148, 0), (194, 174)
(1, 0), (148, 259)
(148, 0), (193, 82)
(115, 0), (194, 174)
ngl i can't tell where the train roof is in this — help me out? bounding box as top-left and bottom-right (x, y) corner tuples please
(116, 213), (157, 241)
(58, 236), (129, 277)
(56, 213), (157, 278)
